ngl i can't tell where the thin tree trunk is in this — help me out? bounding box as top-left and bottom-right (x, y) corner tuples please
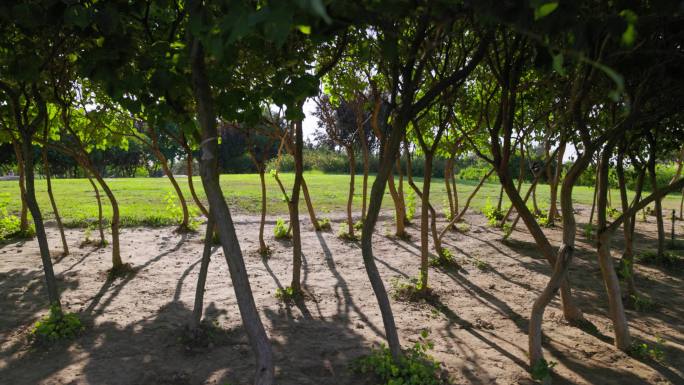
(186, 149), (209, 217)
(87, 176), (106, 246)
(547, 141), (566, 225)
(42, 142), (69, 256)
(387, 166), (406, 236)
(596, 142), (631, 351)
(452, 161), (459, 214)
(589, 163), (600, 225)
(189, 26), (274, 384)
(300, 177), (320, 231)
(420, 155), (433, 290)
(649, 161), (666, 258)
(90, 169), (123, 269)
(19, 127), (61, 307)
(152, 145), (190, 230)
(617, 161), (643, 297)
(445, 155), (455, 219)
(496, 184), (504, 212)
(360, 116), (406, 361)
(12, 141), (29, 233)
(361, 127), (369, 221)
(258, 168), (268, 253)
(346, 146), (355, 236)
(290, 119), (304, 292)
(191, 215), (214, 330)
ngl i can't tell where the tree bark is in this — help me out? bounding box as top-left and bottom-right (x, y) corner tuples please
(12, 141), (29, 233)
(87, 175), (106, 246)
(13, 95), (61, 307)
(445, 155), (455, 219)
(648, 157), (666, 258)
(346, 146), (356, 236)
(258, 168), (268, 253)
(42, 142), (69, 256)
(617, 161), (643, 298)
(387, 165), (406, 236)
(360, 116), (405, 360)
(185, 148), (209, 217)
(289, 119), (304, 292)
(189, 24), (274, 384)
(547, 141), (566, 225)
(360, 124), (370, 221)
(191, 215), (214, 330)
(596, 142), (631, 351)
(152, 144), (190, 230)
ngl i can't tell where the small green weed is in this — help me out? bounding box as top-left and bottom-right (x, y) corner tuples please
(629, 337), (666, 363)
(530, 358), (557, 382)
(352, 329), (448, 385)
(354, 219), (364, 231)
(430, 248), (458, 269)
(317, 217), (332, 231)
(391, 274), (433, 302)
(275, 286), (302, 302)
(273, 218), (290, 239)
(583, 223), (594, 239)
(482, 198), (504, 226)
(473, 258), (490, 271)
(635, 251), (681, 270)
(30, 305), (84, 344)
(502, 222), (513, 237)
(629, 294), (658, 312)
(337, 224), (359, 241)
(607, 207), (621, 219)
(455, 222), (470, 233)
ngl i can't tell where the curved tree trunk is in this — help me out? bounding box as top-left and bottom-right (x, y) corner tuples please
(12, 141), (29, 233)
(190, 27), (274, 384)
(617, 161), (643, 298)
(300, 178), (320, 231)
(649, 163), (666, 258)
(360, 128), (369, 221)
(90, 169), (123, 269)
(596, 142), (631, 351)
(360, 118), (406, 361)
(589, 162), (600, 226)
(419, 155), (433, 291)
(87, 176), (106, 246)
(387, 167), (406, 236)
(186, 149), (209, 217)
(547, 141), (566, 225)
(445, 155), (455, 219)
(258, 168), (268, 253)
(191, 215), (214, 330)
(152, 146), (190, 230)
(19, 127), (61, 307)
(42, 143), (69, 256)
(346, 146), (356, 236)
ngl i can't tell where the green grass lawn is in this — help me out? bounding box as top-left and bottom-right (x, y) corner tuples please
(0, 172), (681, 228)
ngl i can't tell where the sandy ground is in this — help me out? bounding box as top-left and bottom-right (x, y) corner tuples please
(0, 207), (682, 385)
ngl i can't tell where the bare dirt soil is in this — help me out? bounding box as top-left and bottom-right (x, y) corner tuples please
(1, 207), (682, 385)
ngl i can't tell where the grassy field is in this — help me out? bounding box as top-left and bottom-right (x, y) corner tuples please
(0, 172), (681, 228)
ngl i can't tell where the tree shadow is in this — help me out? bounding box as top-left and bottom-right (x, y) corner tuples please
(84, 233), (189, 316)
(313, 231), (385, 338)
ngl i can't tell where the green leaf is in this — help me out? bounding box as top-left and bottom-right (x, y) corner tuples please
(622, 24), (636, 46)
(296, 25), (311, 34)
(552, 52), (565, 75)
(534, 2), (559, 20)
